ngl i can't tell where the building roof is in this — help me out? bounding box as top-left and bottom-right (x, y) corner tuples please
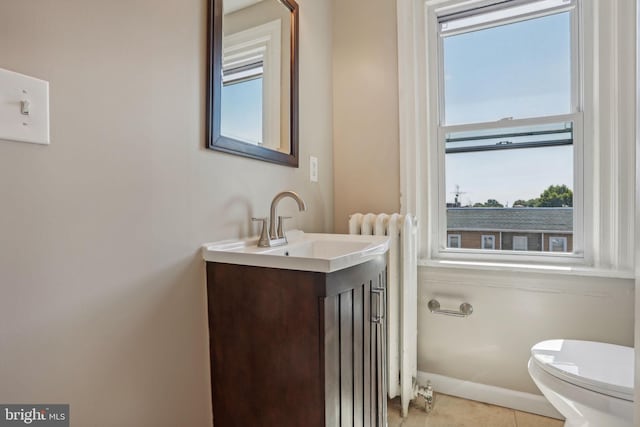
(447, 207), (573, 232)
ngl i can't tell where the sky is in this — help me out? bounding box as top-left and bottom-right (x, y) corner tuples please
(443, 12), (574, 206)
(221, 77), (263, 145)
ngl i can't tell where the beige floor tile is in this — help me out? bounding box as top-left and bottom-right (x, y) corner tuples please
(400, 408), (428, 427)
(388, 398), (405, 427)
(514, 411), (564, 427)
(388, 394), (564, 427)
(423, 394), (516, 427)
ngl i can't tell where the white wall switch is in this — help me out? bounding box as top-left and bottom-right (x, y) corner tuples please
(310, 156), (318, 182)
(0, 68), (50, 145)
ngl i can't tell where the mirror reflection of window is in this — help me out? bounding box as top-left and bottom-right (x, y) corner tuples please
(221, 63), (264, 145)
(222, 0), (291, 153)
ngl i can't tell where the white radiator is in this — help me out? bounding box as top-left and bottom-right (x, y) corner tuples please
(348, 213), (418, 417)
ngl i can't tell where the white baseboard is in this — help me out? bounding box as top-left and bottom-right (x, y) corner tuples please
(416, 371), (564, 420)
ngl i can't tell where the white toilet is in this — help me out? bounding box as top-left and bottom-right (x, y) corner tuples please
(528, 339), (634, 427)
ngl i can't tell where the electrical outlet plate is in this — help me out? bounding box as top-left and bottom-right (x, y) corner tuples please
(0, 68), (50, 145)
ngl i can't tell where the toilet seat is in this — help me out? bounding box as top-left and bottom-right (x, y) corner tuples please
(531, 339), (634, 402)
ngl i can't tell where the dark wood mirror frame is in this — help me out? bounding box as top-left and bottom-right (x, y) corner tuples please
(206, 0), (299, 167)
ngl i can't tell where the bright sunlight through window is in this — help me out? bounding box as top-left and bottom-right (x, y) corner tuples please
(439, 0), (579, 254)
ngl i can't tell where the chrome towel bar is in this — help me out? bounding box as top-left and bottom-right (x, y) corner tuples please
(427, 299), (473, 318)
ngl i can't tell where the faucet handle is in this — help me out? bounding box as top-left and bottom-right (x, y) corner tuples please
(276, 216), (292, 239)
(252, 217), (270, 247)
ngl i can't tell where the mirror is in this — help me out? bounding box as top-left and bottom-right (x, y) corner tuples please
(207, 0), (299, 167)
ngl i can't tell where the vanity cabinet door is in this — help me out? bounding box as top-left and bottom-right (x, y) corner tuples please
(206, 257), (387, 427)
(324, 270), (387, 427)
(207, 263), (325, 427)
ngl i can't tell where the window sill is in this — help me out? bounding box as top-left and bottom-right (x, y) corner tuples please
(419, 258), (634, 279)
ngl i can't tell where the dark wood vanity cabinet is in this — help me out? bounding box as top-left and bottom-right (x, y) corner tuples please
(206, 255), (387, 427)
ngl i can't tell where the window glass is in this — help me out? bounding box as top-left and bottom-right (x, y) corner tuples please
(549, 236), (567, 252)
(481, 235), (495, 250)
(513, 236), (528, 251)
(446, 145), (573, 208)
(448, 234), (461, 248)
(439, 0), (573, 34)
(443, 12), (571, 125)
(442, 5), (575, 255)
(221, 77), (263, 145)
(445, 122), (574, 216)
(445, 122), (573, 153)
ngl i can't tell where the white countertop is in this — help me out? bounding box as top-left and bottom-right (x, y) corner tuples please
(202, 230), (390, 273)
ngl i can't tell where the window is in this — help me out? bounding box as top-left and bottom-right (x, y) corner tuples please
(481, 235), (495, 250)
(448, 234), (461, 248)
(440, 3), (574, 126)
(221, 19), (282, 149)
(440, 0), (578, 254)
(513, 236), (528, 251)
(398, 0), (636, 273)
(222, 65), (264, 145)
(549, 236), (567, 252)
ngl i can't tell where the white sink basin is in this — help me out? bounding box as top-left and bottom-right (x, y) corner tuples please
(202, 230), (389, 273)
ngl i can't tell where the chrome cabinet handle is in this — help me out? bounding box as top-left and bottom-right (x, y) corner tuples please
(371, 288), (385, 324)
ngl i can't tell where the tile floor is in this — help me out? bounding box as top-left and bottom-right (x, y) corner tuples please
(387, 394), (564, 427)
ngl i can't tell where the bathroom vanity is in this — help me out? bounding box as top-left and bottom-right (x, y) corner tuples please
(203, 232), (389, 427)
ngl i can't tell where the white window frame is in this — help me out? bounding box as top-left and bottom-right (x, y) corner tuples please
(223, 19), (282, 150)
(397, 0), (636, 276)
(549, 236), (568, 252)
(448, 233), (462, 248)
(481, 235), (496, 250)
(436, 0), (583, 261)
(513, 235), (529, 251)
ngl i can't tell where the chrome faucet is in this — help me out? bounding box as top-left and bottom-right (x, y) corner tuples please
(269, 191), (307, 240)
(252, 191), (307, 247)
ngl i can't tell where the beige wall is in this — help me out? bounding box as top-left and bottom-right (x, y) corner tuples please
(421, 268), (634, 395)
(333, 0), (634, 398)
(0, 0), (333, 426)
(332, 0), (400, 232)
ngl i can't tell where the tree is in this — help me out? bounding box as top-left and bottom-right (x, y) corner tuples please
(513, 199), (537, 207)
(512, 185), (573, 208)
(536, 184), (573, 207)
(473, 199), (504, 208)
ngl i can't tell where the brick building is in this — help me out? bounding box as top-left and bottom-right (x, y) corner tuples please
(447, 207), (573, 252)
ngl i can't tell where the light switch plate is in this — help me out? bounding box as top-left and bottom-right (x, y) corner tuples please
(0, 68), (50, 145)
(310, 156), (318, 182)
